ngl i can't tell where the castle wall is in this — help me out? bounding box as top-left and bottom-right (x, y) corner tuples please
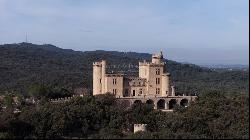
(101, 60), (106, 94)
(130, 86), (146, 97)
(128, 78), (147, 97)
(105, 75), (124, 97)
(139, 64), (148, 79)
(147, 65), (164, 96)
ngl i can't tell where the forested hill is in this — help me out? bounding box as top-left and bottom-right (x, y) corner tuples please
(0, 43), (249, 95)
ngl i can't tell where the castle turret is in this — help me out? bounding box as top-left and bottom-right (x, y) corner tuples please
(152, 51), (163, 64)
(161, 73), (170, 96)
(93, 61), (102, 95)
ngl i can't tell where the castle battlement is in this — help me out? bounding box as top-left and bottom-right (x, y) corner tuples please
(139, 61), (165, 66)
(139, 61), (151, 65)
(93, 62), (102, 66)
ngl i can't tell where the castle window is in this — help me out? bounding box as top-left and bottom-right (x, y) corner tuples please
(124, 89), (129, 97)
(113, 89), (117, 94)
(156, 88), (160, 94)
(113, 79), (117, 85)
(100, 79), (101, 83)
(156, 78), (160, 84)
(133, 90), (135, 96)
(156, 68), (160, 75)
(139, 89), (143, 95)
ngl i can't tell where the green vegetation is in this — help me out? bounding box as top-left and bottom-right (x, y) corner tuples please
(0, 92), (248, 139)
(0, 43), (249, 139)
(28, 84), (72, 99)
(2, 95), (13, 108)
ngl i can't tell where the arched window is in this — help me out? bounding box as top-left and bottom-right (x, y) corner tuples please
(156, 68), (160, 75)
(139, 89), (143, 95)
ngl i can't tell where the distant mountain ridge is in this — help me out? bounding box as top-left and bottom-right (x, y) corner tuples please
(199, 64), (249, 69)
(1, 42), (79, 54)
(0, 43), (248, 95)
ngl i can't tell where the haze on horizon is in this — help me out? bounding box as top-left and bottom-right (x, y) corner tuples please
(0, 0), (249, 65)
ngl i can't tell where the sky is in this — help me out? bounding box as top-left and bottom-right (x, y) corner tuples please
(0, 0), (249, 65)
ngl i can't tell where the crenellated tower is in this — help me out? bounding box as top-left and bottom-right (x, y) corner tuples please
(138, 51), (171, 97)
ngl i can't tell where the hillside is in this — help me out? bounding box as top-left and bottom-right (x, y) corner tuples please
(0, 43), (249, 95)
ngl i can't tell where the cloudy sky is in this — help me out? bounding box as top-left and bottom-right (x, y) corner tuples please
(0, 0), (249, 65)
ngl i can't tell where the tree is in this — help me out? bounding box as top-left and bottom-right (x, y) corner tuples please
(3, 95), (13, 108)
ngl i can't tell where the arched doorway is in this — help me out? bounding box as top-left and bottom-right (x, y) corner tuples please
(132, 100), (143, 108)
(134, 100), (142, 105)
(169, 99), (177, 109)
(180, 99), (188, 107)
(146, 99), (154, 108)
(157, 99), (165, 109)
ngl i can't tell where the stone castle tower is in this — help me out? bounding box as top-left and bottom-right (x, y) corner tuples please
(93, 60), (107, 95)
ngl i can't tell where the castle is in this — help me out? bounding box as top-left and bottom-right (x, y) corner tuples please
(93, 52), (197, 110)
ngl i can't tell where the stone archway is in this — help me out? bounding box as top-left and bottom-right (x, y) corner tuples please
(169, 99), (177, 109)
(157, 99), (165, 109)
(132, 100), (143, 108)
(146, 99), (154, 108)
(134, 100), (142, 105)
(180, 99), (188, 107)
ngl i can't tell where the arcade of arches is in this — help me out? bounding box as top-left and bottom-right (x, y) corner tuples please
(121, 97), (195, 110)
(151, 98), (189, 110)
